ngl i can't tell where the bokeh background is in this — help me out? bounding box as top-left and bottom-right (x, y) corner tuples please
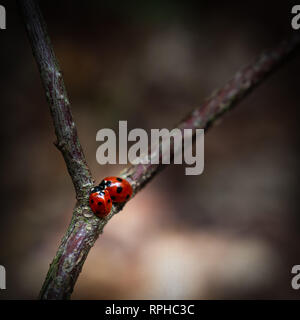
(0, 0), (299, 299)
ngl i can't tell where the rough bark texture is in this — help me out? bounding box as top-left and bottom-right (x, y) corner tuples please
(17, 0), (94, 201)
(18, 0), (300, 300)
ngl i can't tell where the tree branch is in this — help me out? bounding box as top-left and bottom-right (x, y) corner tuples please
(18, 0), (300, 300)
(121, 33), (300, 193)
(17, 0), (94, 200)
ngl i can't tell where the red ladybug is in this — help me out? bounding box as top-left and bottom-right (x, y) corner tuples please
(89, 186), (112, 218)
(99, 177), (133, 203)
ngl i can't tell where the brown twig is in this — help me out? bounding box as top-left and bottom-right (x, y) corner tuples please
(17, 0), (94, 200)
(18, 0), (300, 300)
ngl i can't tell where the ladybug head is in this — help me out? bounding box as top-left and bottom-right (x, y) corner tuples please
(90, 186), (101, 194)
(99, 179), (111, 189)
(99, 180), (106, 190)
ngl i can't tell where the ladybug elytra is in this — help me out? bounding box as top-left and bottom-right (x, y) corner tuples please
(99, 177), (133, 203)
(89, 187), (112, 218)
(89, 177), (132, 218)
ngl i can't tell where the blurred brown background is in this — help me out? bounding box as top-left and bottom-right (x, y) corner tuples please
(0, 0), (299, 299)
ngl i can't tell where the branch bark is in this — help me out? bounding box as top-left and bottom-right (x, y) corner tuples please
(18, 0), (300, 300)
(17, 0), (94, 201)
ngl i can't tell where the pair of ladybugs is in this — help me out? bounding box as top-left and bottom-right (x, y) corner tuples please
(89, 177), (133, 218)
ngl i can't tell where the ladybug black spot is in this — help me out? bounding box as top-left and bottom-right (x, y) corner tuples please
(117, 178), (123, 182)
(108, 199), (111, 203)
(111, 196), (116, 200)
(126, 195), (130, 200)
(98, 202), (102, 206)
(91, 199), (94, 204)
(117, 187), (123, 193)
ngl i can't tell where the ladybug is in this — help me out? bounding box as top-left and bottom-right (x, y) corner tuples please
(89, 186), (112, 218)
(99, 177), (133, 203)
